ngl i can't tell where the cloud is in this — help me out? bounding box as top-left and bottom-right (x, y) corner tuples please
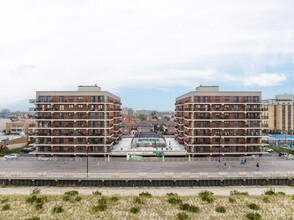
(0, 0), (293, 109)
(243, 73), (287, 86)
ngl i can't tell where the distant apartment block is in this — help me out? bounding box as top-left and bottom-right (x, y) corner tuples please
(29, 85), (122, 156)
(175, 85), (263, 155)
(6, 119), (36, 134)
(263, 94), (294, 132)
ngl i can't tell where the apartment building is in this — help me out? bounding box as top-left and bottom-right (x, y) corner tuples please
(29, 85), (122, 156)
(175, 85), (263, 155)
(263, 94), (294, 133)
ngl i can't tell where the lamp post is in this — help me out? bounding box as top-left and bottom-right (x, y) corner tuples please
(87, 142), (89, 177)
(218, 134), (221, 163)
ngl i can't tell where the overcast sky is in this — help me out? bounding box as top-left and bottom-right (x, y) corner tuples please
(0, 0), (294, 111)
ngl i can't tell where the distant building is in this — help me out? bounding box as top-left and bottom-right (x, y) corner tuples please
(6, 119), (36, 134)
(121, 107), (135, 116)
(137, 121), (153, 132)
(263, 94), (294, 132)
(121, 120), (132, 135)
(0, 118), (11, 132)
(163, 121), (176, 135)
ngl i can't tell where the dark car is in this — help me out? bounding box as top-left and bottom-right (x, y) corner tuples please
(21, 147), (36, 153)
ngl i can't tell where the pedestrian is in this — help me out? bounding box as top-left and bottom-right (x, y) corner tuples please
(244, 158), (247, 164)
(223, 162), (227, 169)
(256, 162), (260, 171)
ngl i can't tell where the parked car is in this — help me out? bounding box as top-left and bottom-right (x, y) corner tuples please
(279, 152), (289, 157)
(265, 148), (274, 153)
(4, 154), (20, 160)
(21, 147), (36, 153)
(38, 155), (53, 161)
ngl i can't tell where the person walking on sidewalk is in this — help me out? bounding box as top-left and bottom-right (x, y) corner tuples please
(256, 162), (260, 171)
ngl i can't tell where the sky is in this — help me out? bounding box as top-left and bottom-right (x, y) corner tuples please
(0, 0), (294, 111)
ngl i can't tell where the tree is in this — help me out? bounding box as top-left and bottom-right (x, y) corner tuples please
(138, 114), (147, 121)
(164, 116), (170, 121)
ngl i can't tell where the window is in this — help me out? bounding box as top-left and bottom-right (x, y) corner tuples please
(234, 138), (239, 144)
(253, 121), (258, 127)
(225, 138), (230, 144)
(225, 97), (230, 102)
(203, 96), (208, 103)
(69, 105), (73, 110)
(203, 121), (209, 127)
(90, 96), (95, 103)
(78, 121), (84, 127)
(215, 113), (220, 119)
(215, 105), (220, 110)
(78, 146), (83, 152)
(78, 96), (83, 102)
(215, 121), (220, 127)
(215, 129), (220, 135)
(215, 97), (220, 102)
(195, 105), (200, 110)
(69, 113), (74, 119)
(78, 138), (83, 144)
(98, 146), (103, 152)
(59, 138), (64, 144)
(59, 96), (64, 102)
(90, 113), (95, 119)
(90, 146), (95, 152)
(98, 112), (103, 119)
(47, 146), (51, 152)
(59, 113), (64, 119)
(225, 122), (230, 127)
(40, 146), (44, 151)
(59, 121), (64, 127)
(78, 113), (83, 118)
(78, 105), (83, 110)
(69, 138), (74, 144)
(98, 121), (103, 127)
(47, 96), (52, 102)
(98, 96), (103, 103)
(203, 113), (209, 119)
(203, 105), (208, 110)
(246, 96), (251, 103)
(253, 96), (258, 103)
(234, 113), (238, 119)
(195, 96), (201, 103)
(69, 96), (74, 102)
(90, 121), (95, 127)
(234, 105), (238, 110)
(196, 121), (201, 127)
(234, 96), (239, 103)
(60, 105), (64, 111)
(90, 105), (95, 110)
(224, 113), (229, 119)
(39, 96), (45, 102)
(60, 146), (64, 152)
(234, 121), (239, 127)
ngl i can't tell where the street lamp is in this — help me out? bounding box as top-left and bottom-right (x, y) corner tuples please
(87, 142), (89, 177)
(218, 134), (221, 163)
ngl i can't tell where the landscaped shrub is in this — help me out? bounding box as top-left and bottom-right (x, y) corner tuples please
(75, 196), (82, 202)
(1, 198), (8, 203)
(92, 190), (102, 196)
(64, 190), (79, 196)
(98, 197), (107, 205)
(167, 192), (178, 197)
(91, 204), (107, 212)
(26, 195), (38, 203)
(110, 196), (119, 202)
(139, 192), (152, 198)
(35, 203), (43, 210)
(246, 212), (262, 220)
(168, 197), (182, 205)
(2, 204), (10, 211)
(262, 197), (270, 203)
(179, 203), (190, 211)
(134, 197), (144, 204)
(277, 191), (286, 196)
(31, 188), (41, 195)
(52, 206), (64, 214)
(229, 197), (236, 203)
(176, 212), (188, 220)
(264, 188), (275, 196)
(189, 205), (199, 213)
(248, 203), (260, 210)
(199, 191), (214, 203)
(130, 207), (140, 214)
(25, 217), (40, 220)
(215, 206), (226, 213)
(230, 190), (249, 196)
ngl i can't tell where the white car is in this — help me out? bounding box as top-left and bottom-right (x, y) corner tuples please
(38, 156), (53, 161)
(265, 149), (274, 153)
(4, 154), (20, 160)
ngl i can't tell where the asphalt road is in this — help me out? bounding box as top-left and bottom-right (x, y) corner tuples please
(0, 156), (292, 174)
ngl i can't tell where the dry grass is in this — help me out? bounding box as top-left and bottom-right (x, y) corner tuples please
(0, 192), (293, 219)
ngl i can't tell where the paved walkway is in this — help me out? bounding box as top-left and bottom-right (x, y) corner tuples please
(0, 186), (293, 195)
